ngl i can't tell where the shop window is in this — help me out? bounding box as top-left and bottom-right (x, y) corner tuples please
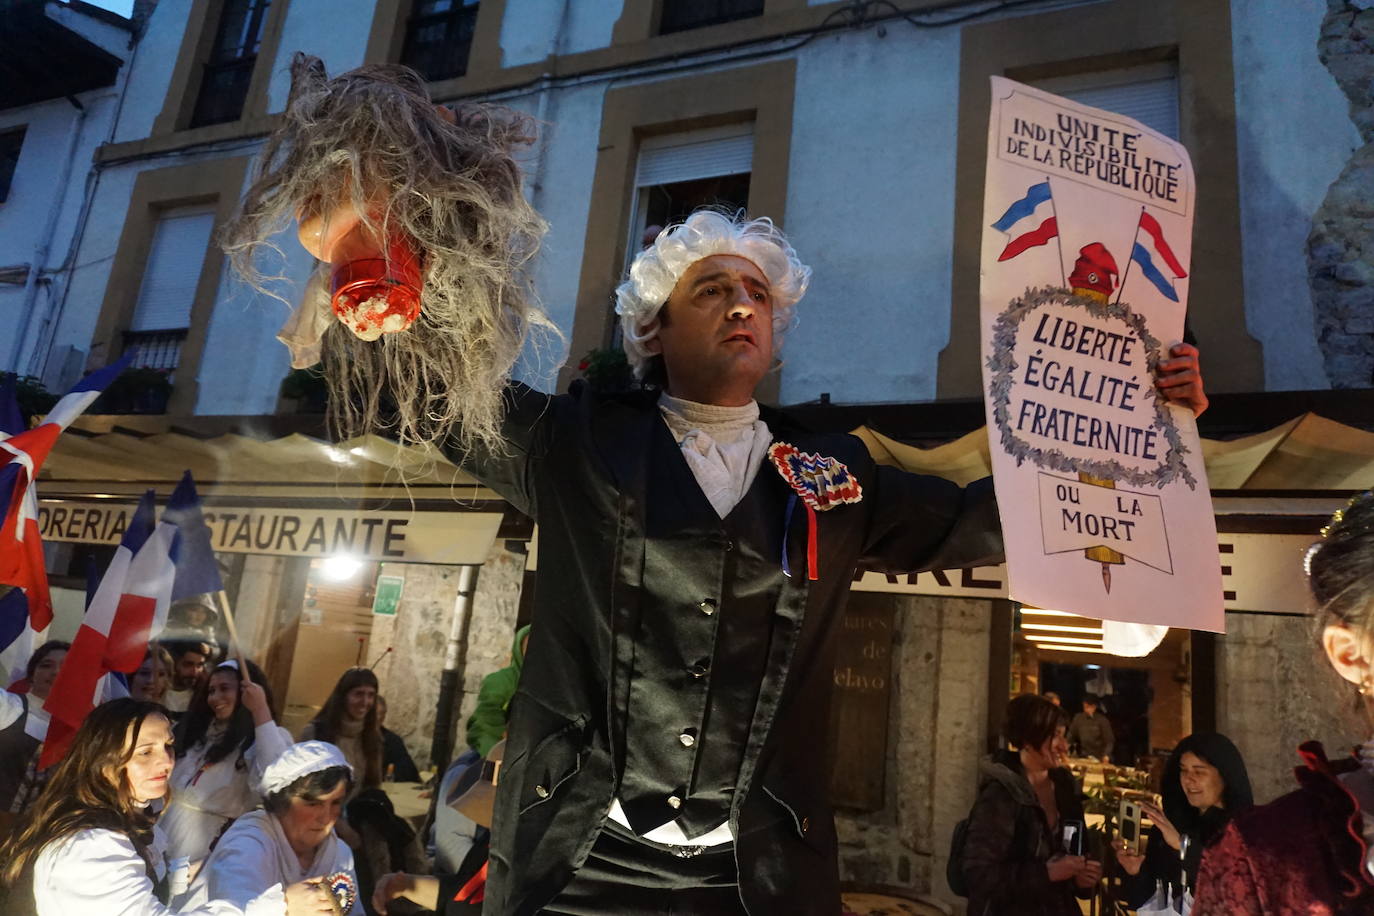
(190, 0), (272, 128)
(1035, 61), (1180, 141)
(0, 127), (25, 204)
(659, 0), (765, 35)
(401, 0), (480, 82)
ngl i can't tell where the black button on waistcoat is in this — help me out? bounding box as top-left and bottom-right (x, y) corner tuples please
(615, 424), (786, 839)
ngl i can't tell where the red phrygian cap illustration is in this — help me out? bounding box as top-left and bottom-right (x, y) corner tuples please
(1068, 243), (1119, 297)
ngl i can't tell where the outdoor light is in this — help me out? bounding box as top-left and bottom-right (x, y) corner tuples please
(1033, 644), (1108, 655)
(1021, 623), (1105, 635)
(322, 554), (362, 581)
(1025, 634), (1103, 646)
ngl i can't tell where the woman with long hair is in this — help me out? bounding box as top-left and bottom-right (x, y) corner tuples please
(0, 697), (332, 914)
(1115, 733), (1253, 906)
(1195, 490), (1374, 914)
(162, 659), (292, 865)
(301, 667), (382, 794)
(961, 693), (1102, 915)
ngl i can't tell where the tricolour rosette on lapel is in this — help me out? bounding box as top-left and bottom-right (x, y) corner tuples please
(768, 443), (863, 580)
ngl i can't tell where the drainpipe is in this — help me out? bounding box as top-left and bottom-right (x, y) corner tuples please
(528, 0), (571, 211)
(9, 95), (88, 374)
(430, 563), (479, 772)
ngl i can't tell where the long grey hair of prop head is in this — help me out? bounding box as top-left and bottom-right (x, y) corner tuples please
(222, 53), (555, 457)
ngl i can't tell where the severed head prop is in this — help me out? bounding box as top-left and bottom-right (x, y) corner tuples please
(222, 53), (555, 455)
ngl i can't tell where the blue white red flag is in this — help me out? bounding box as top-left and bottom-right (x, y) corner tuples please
(991, 181), (1058, 262)
(1130, 210), (1189, 302)
(0, 356), (131, 684)
(0, 357), (132, 645)
(165, 470), (223, 601)
(41, 487), (178, 767)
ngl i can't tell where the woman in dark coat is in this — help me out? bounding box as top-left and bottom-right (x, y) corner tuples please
(1114, 732), (1253, 906)
(962, 694), (1101, 916)
(1193, 490), (1374, 915)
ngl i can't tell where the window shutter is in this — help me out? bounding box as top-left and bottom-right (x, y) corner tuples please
(130, 208), (216, 332)
(1059, 77), (1180, 141)
(635, 124), (754, 187)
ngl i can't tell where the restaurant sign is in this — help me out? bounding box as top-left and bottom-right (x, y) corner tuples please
(37, 500), (502, 566)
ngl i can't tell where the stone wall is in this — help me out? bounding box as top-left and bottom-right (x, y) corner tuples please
(1308, 0), (1374, 387)
(1215, 611), (1365, 803)
(371, 542), (527, 769)
(834, 595), (993, 910)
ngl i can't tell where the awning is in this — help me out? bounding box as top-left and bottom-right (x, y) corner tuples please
(35, 416), (519, 566)
(851, 411), (1374, 493)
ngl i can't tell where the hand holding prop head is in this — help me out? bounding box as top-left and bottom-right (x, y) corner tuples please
(223, 53), (556, 454)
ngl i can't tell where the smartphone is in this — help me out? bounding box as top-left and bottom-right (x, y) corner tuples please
(1119, 800), (1143, 855)
(1062, 819), (1085, 856)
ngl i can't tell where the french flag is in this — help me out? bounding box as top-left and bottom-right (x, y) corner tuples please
(1130, 210), (1188, 302)
(992, 180), (1058, 262)
(39, 471), (220, 766)
(41, 490), (178, 767)
(0, 356), (131, 685)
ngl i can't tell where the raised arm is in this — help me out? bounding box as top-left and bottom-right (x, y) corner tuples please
(860, 467), (1003, 576)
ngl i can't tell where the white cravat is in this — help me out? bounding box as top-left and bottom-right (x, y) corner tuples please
(605, 394), (772, 848)
(657, 393), (772, 518)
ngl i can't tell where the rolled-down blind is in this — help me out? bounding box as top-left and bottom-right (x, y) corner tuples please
(1051, 74), (1180, 141)
(130, 207), (216, 332)
(635, 123), (754, 187)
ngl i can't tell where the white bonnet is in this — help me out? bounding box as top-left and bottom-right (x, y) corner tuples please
(614, 210), (811, 377)
(260, 741), (353, 796)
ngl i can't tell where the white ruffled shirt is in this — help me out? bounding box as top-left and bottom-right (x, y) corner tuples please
(605, 393), (772, 848)
(32, 825), (267, 915)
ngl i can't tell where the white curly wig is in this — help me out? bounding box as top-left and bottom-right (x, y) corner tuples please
(614, 209), (811, 377)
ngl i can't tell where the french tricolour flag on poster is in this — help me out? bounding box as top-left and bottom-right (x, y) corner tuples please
(0, 356), (132, 686)
(1130, 209), (1189, 302)
(992, 180), (1058, 262)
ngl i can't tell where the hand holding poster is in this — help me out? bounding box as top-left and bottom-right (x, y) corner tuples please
(979, 76), (1222, 634)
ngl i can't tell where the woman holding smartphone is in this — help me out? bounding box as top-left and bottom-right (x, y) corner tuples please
(962, 693), (1102, 915)
(1113, 733), (1252, 906)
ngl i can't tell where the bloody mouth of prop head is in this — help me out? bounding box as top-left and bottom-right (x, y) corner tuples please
(329, 236), (423, 341)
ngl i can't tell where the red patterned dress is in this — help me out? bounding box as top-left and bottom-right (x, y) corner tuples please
(1194, 742), (1374, 915)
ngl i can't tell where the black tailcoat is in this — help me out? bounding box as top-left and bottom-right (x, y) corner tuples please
(452, 382), (1003, 915)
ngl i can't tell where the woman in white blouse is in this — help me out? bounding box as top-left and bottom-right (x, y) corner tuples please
(180, 741), (363, 914)
(0, 697), (336, 915)
(163, 660), (292, 866)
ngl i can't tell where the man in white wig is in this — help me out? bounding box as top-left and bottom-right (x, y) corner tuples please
(177, 741), (362, 915)
(426, 208), (1207, 915)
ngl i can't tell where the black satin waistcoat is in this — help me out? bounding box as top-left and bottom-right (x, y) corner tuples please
(617, 425), (785, 838)
(453, 382), (1004, 916)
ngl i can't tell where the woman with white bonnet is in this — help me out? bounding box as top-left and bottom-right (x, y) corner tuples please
(177, 740), (362, 915)
(163, 659), (292, 865)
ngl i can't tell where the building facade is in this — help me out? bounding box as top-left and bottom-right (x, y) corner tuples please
(2, 0), (1370, 908)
